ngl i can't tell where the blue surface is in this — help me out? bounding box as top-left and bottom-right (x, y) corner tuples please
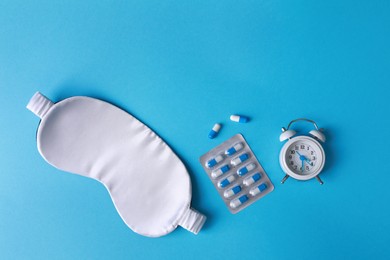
(1, 1), (389, 259)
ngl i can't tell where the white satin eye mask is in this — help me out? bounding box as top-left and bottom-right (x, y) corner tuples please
(27, 92), (206, 237)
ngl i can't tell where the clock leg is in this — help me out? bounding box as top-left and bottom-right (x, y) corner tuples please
(281, 174), (289, 184)
(315, 176), (324, 185)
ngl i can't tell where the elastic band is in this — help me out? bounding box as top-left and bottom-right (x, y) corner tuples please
(177, 208), (206, 235)
(26, 92), (54, 119)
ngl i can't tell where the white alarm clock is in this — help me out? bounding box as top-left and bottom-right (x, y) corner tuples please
(279, 118), (326, 185)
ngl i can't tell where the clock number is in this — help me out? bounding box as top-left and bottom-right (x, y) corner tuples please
(311, 151), (314, 155)
(312, 156), (316, 160)
(300, 145), (305, 149)
(291, 150), (295, 154)
(289, 155), (292, 159)
(290, 161), (294, 165)
(295, 146), (299, 150)
(305, 165), (309, 170)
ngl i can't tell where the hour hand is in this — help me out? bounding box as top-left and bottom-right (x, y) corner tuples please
(304, 157), (313, 166)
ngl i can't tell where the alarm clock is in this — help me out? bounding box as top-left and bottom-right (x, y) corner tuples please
(279, 118), (326, 185)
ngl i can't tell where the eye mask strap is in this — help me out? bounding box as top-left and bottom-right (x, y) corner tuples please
(27, 92), (54, 119)
(177, 208), (207, 235)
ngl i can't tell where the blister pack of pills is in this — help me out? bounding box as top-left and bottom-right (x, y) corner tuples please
(199, 134), (274, 214)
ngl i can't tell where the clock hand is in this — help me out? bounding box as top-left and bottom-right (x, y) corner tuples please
(296, 151), (306, 161)
(297, 151), (312, 166)
(302, 156), (314, 166)
(296, 151), (312, 172)
(304, 158), (313, 166)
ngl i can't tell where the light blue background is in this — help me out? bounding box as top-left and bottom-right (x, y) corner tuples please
(1, 1), (389, 259)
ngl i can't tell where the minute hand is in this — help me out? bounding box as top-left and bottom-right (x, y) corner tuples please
(297, 151), (312, 165)
(304, 157), (313, 166)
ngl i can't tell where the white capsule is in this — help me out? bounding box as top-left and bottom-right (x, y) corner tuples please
(208, 123), (221, 139)
(206, 154), (224, 168)
(211, 165), (230, 178)
(225, 142), (244, 156)
(230, 115), (249, 123)
(237, 163), (256, 176)
(243, 173), (261, 186)
(231, 153), (249, 166)
(230, 195), (249, 208)
(224, 185), (242, 198)
(218, 175), (236, 188)
(249, 183), (267, 196)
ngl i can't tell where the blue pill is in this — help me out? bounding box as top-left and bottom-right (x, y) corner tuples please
(211, 165), (230, 178)
(218, 175), (235, 188)
(231, 153), (249, 166)
(206, 154), (224, 168)
(239, 195), (249, 203)
(230, 115), (250, 123)
(250, 183), (268, 196)
(224, 185), (242, 198)
(208, 123), (221, 139)
(237, 163), (256, 176)
(225, 142), (244, 156)
(258, 183), (267, 192)
(243, 172), (261, 186)
(230, 195), (249, 208)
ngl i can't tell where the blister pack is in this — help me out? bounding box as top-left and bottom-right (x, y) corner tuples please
(199, 134), (274, 213)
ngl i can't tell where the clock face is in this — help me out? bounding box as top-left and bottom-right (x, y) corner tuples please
(286, 142), (317, 174)
(280, 136), (325, 180)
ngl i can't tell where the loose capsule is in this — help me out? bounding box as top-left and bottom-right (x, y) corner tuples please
(231, 153), (249, 166)
(208, 123), (221, 139)
(243, 173), (261, 186)
(225, 142), (244, 156)
(237, 163), (256, 176)
(230, 115), (250, 123)
(211, 165), (230, 178)
(250, 183), (267, 196)
(224, 185), (241, 198)
(230, 195), (249, 208)
(218, 175), (235, 188)
(206, 154), (224, 168)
